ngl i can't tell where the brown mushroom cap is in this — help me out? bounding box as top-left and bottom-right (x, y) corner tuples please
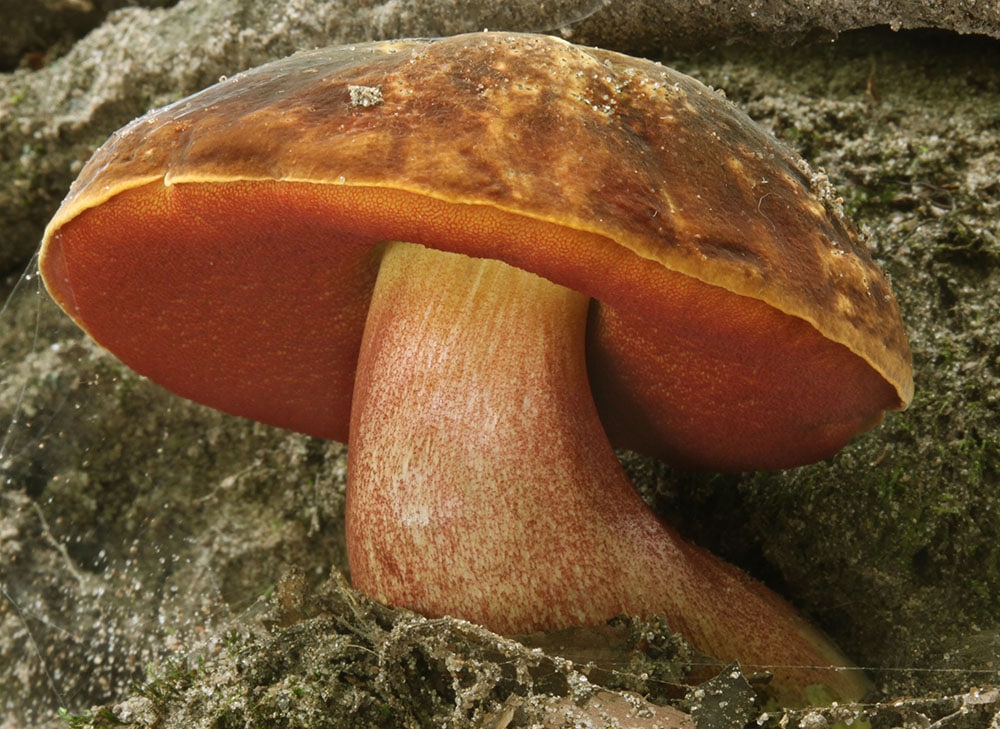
(39, 32), (912, 471)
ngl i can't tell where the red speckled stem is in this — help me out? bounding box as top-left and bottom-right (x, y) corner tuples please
(346, 241), (869, 706)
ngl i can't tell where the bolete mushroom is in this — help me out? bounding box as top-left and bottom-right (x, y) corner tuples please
(39, 33), (912, 706)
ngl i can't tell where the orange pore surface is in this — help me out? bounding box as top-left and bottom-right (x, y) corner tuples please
(587, 259), (900, 471)
(42, 179), (897, 468)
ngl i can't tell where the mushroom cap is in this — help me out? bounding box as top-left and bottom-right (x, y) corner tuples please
(39, 32), (912, 470)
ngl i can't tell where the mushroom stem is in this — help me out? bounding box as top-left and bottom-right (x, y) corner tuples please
(347, 241), (870, 705)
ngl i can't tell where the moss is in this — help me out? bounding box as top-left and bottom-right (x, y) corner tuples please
(81, 574), (692, 729)
(57, 707), (127, 729)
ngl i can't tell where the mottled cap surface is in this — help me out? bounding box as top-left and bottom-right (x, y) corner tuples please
(40, 32), (912, 467)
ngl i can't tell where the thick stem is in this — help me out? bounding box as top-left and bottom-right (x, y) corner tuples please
(347, 241), (869, 705)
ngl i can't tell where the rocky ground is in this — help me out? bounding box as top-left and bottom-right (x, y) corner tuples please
(2, 1), (999, 727)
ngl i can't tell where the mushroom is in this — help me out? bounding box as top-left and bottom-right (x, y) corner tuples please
(39, 33), (912, 705)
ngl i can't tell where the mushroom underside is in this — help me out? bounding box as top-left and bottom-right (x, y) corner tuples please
(43, 179), (900, 471)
